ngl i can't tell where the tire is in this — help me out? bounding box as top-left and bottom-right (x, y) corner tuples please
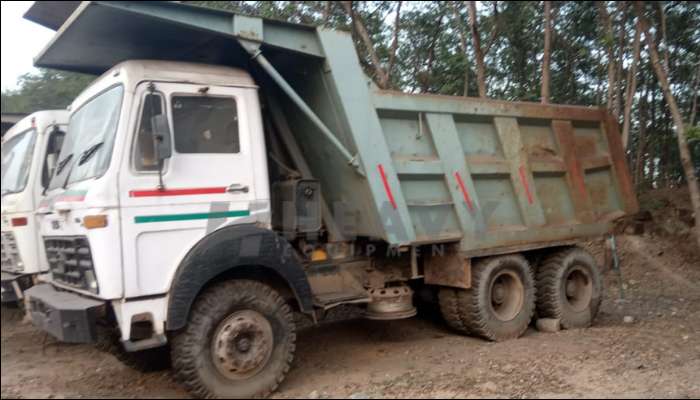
(96, 329), (171, 372)
(171, 280), (296, 399)
(439, 254), (536, 341)
(535, 247), (603, 329)
(1, 303), (25, 324)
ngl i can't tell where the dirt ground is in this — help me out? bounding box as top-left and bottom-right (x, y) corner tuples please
(2, 191), (699, 399)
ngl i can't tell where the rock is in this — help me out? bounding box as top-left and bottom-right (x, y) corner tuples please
(682, 335), (689, 341)
(623, 316), (635, 324)
(502, 364), (515, 374)
(479, 381), (499, 392)
(536, 318), (561, 333)
(309, 390), (320, 399)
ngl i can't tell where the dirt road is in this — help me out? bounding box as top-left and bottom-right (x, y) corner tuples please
(2, 234), (699, 399)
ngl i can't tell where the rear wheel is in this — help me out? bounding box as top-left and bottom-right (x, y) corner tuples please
(536, 247), (602, 329)
(171, 280), (296, 399)
(439, 254), (535, 341)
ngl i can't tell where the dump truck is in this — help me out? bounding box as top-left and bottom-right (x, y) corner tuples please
(23, 2), (638, 398)
(2, 110), (68, 304)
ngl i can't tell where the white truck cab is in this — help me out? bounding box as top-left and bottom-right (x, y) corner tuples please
(1, 111), (68, 303)
(28, 60), (271, 345)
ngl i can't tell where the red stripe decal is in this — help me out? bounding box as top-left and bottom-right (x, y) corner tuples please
(130, 187), (227, 197)
(519, 165), (534, 205)
(454, 172), (474, 212)
(57, 195), (85, 202)
(378, 164), (397, 210)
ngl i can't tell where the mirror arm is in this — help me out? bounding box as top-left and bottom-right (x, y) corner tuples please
(155, 135), (165, 191)
(148, 82), (166, 191)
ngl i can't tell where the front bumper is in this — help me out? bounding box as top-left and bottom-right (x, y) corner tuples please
(1, 271), (34, 303)
(25, 284), (105, 343)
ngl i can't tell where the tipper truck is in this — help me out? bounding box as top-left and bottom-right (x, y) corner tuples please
(24, 2), (638, 398)
(2, 111), (68, 304)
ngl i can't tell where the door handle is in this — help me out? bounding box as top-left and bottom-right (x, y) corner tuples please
(226, 184), (249, 194)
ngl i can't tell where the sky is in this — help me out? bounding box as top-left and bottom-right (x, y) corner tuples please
(1, 1), (55, 92)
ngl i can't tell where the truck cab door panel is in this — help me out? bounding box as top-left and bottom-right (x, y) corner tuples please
(119, 82), (264, 298)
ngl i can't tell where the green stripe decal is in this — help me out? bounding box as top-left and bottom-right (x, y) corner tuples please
(134, 210), (250, 224)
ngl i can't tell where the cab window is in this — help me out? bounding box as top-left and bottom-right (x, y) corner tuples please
(42, 126), (66, 188)
(134, 93), (165, 171)
(172, 96), (240, 154)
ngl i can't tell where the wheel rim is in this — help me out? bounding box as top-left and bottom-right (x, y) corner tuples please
(488, 270), (525, 322)
(564, 266), (593, 312)
(211, 310), (274, 381)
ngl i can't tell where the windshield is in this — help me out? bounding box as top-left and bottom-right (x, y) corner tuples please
(49, 85), (124, 190)
(1, 129), (37, 196)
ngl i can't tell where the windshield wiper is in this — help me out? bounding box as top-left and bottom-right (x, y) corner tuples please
(78, 142), (104, 166)
(54, 154), (73, 176)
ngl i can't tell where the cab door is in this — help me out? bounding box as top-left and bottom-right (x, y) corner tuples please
(119, 82), (260, 297)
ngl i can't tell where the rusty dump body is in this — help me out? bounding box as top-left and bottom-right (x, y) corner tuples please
(370, 90), (639, 256)
(25, 1), (638, 258)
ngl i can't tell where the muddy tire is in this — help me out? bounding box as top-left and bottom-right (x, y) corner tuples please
(439, 254), (536, 341)
(96, 329), (171, 372)
(171, 280), (296, 399)
(1, 303), (25, 324)
(536, 247), (603, 329)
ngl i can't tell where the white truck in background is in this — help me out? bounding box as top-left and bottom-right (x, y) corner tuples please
(1, 111), (69, 304)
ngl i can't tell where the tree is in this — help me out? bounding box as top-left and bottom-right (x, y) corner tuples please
(621, 20), (642, 150)
(635, 2), (700, 249)
(541, 1), (552, 103)
(451, 1), (471, 96)
(341, 1), (391, 88)
(1, 69), (93, 114)
(597, 1), (617, 116)
(467, 1), (495, 98)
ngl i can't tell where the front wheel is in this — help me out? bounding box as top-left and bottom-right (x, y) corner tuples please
(171, 280), (296, 399)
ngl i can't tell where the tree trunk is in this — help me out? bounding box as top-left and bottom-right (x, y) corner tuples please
(597, 2), (616, 111)
(384, 1), (402, 89)
(322, 1), (331, 26)
(657, 2), (671, 71)
(341, 1), (390, 89)
(421, 15), (444, 93)
(621, 20), (641, 150)
(614, 1), (627, 118)
(635, 3), (700, 249)
(467, 1), (488, 98)
(452, 2), (470, 97)
(634, 70), (650, 186)
(541, 1), (552, 104)
(634, 94), (648, 186)
(690, 64), (699, 126)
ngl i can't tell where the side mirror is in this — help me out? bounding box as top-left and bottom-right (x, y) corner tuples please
(150, 114), (172, 161)
(46, 153), (58, 179)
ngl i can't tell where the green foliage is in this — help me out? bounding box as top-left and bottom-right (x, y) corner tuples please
(1, 69), (94, 114)
(4, 1), (698, 188)
(688, 126), (700, 141)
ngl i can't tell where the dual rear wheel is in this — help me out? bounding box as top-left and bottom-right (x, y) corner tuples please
(439, 247), (602, 341)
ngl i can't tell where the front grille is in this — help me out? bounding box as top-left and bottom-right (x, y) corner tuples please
(1, 232), (23, 272)
(44, 236), (98, 293)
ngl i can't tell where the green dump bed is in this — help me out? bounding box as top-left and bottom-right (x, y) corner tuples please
(27, 1), (638, 254)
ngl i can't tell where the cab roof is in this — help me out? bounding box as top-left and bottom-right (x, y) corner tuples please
(103, 60), (256, 88)
(2, 110), (70, 142)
